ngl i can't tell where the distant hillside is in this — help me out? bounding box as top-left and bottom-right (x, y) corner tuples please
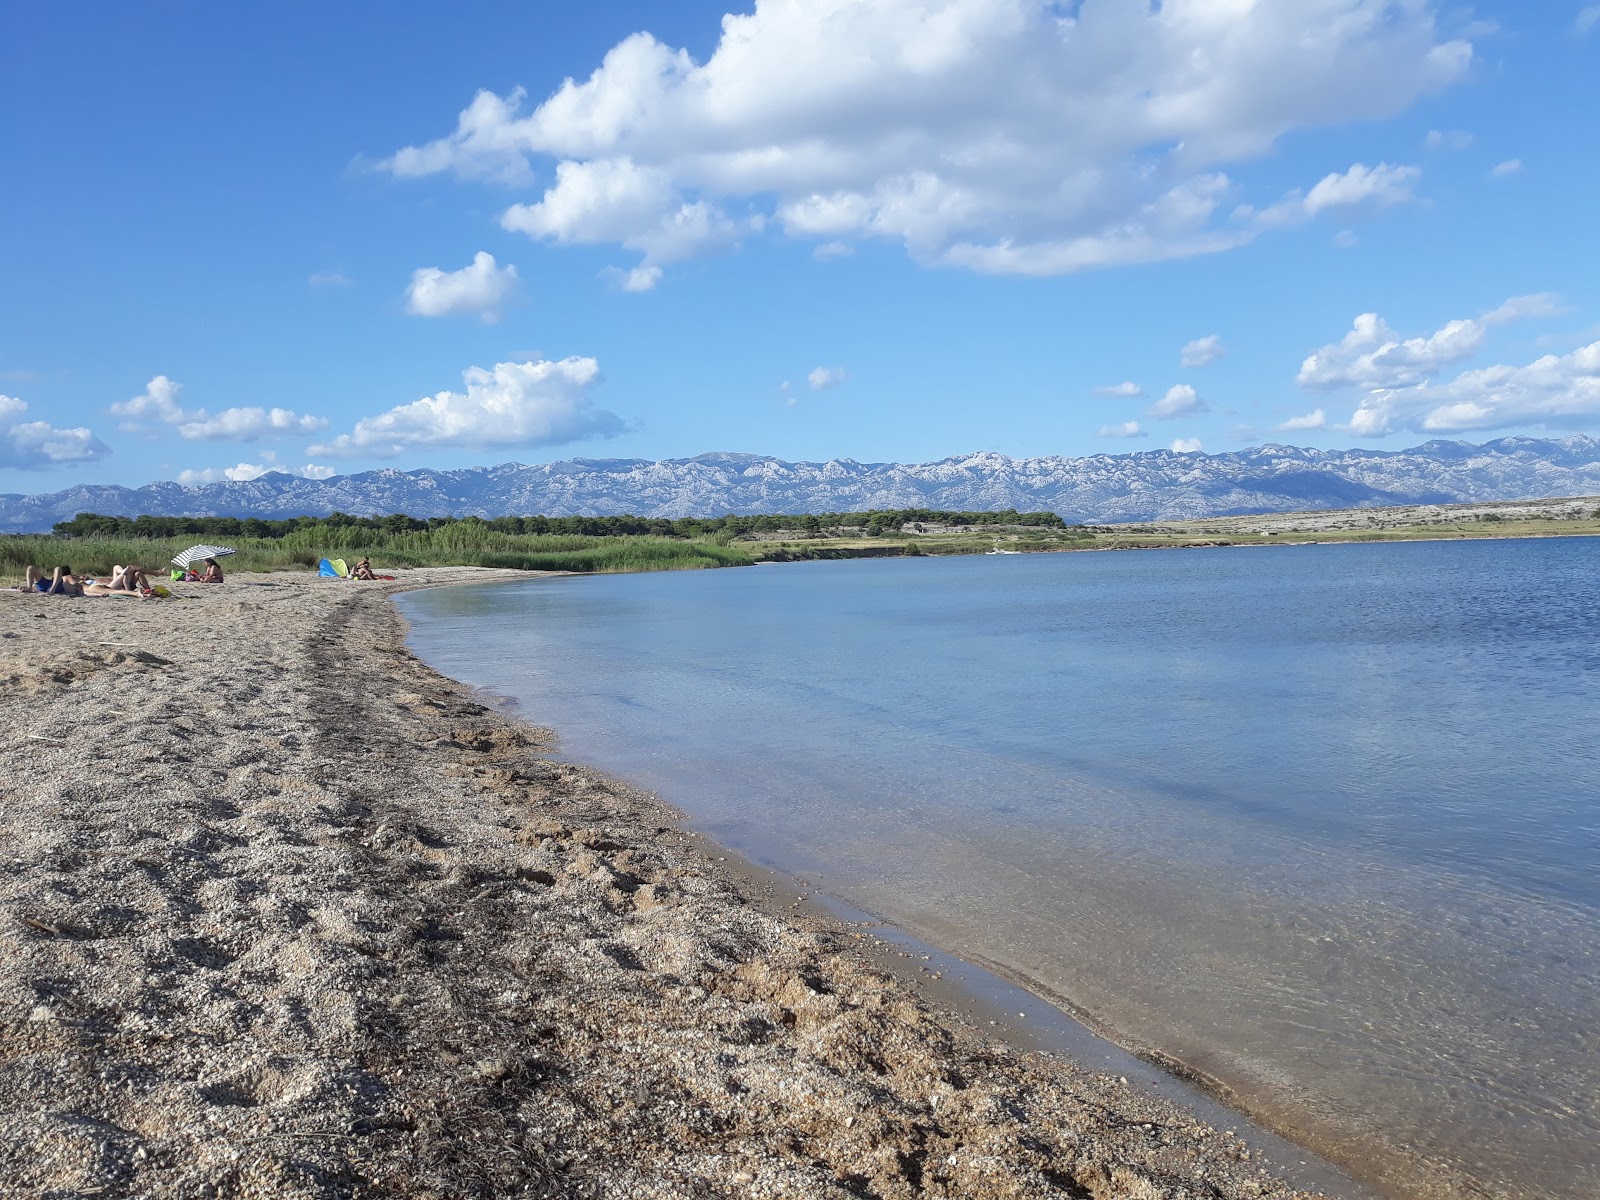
(5, 436), (1600, 533)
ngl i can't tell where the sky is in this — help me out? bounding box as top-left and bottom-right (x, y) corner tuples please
(3, 0), (1598, 494)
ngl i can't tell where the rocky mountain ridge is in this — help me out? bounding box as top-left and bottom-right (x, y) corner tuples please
(5, 436), (1599, 533)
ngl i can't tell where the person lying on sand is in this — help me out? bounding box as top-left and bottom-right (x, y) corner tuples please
(84, 566), (167, 598)
(18, 566), (84, 596)
(85, 565), (153, 593)
(351, 557), (378, 581)
(197, 557), (224, 583)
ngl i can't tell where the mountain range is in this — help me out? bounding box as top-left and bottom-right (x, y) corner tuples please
(6, 436), (1600, 533)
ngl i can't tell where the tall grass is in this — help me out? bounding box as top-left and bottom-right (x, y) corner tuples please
(0, 529), (754, 579)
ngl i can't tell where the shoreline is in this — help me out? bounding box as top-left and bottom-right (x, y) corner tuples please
(0, 567), (1364, 1199)
(394, 566), (1534, 1200)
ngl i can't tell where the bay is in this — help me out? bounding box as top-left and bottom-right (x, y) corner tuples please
(397, 538), (1600, 1200)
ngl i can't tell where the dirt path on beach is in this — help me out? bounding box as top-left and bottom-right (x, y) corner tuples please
(1, 570), (1335, 1200)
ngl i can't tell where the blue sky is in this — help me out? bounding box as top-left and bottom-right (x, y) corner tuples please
(3, 1), (1598, 493)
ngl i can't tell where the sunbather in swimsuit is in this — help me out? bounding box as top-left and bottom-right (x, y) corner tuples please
(20, 566), (83, 596)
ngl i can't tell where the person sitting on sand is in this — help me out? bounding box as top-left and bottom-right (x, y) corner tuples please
(351, 557), (378, 581)
(112, 564), (153, 592)
(197, 557), (224, 583)
(19, 566), (84, 596)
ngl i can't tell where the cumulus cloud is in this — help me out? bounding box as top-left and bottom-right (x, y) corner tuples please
(111, 375), (328, 441)
(1348, 341), (1600, 437)
(0, 395), (111, 468)
(618, 264), (663, 292)
(808, 366), (846, 391)
(1097, 420), (1145, 438)
(1298, 294), (1561, 391)
(1490, 158), (1523, 179)
(1299, 294), (1594, 436)
(1249, 162), (1421, 228)
(406, 251), (519, 322)
(1094, 381), (1143, 398)
(500, 158), (746, 272)
(310, 358), (625, 458)
(1276, 408), (1328, 432)
(1170, 437), (1204, 453)
(380, 1), (1471, 281)
(176, 462), (338, 486)
(111, 375), (185, 426)
(1145, 384), (1207, 420)
(1180, 336), (1225, 368)
(176, 408), (329, 441)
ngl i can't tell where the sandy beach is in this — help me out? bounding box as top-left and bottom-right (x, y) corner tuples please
(1, 568), (1344, 1200)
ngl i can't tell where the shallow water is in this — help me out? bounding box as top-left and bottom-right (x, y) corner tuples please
(398, 539), (1600, 1200)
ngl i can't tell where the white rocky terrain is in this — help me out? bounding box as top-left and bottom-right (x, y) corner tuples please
(5, 436), (1599, 532)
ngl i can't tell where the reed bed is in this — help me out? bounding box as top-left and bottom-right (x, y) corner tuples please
(0, 528), (753, 579)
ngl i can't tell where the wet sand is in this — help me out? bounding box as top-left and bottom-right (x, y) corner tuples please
(2, 568), (1359, 1199)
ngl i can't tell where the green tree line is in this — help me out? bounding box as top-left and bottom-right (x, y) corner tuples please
(51, 508), (1071, 541)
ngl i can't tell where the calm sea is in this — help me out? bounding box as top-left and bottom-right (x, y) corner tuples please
(397, 538), (1600, 1200)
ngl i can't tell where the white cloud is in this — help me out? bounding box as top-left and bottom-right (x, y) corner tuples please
(1097, 420), (1145, 439)
(1298, 294), (1561, 390)
(176, 408), (329, 441)
(1576, 6), (1600, 36)
(382, 1), (1471, 280)
(500, 158), (746, 276)
(309, 270), (353, 288)
(1301, 295), (1595, 437)
(1094, 381), (1143, 398)
(111, 375), (186, 426)
(1145, 384), (1207, 420)
(406, 251), (519, 322)
(1424, 129), (1474, 151)
(808, 365), (847, 391)
(619, 264), (663, 292)
(310, 358), (625, 458)
(1333, 229), (1359, 249)
(110, 375), (328, 441)
(813, 241), (854, 260)
(1348, 341), (1600, 437)
(177, 462), (338, 486)
(0, 395), (110, 468)
(381, 87), (539, 185)
(1180, 335), (1225, 368)
(1170, 437), (1205, 453)
(1250, 162), (1421, 228)
(1276, 408), (1328, 432)
(1489, 158), (1523, 179)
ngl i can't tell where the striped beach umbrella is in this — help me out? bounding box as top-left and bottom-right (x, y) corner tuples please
(172, 543), (237, 568)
